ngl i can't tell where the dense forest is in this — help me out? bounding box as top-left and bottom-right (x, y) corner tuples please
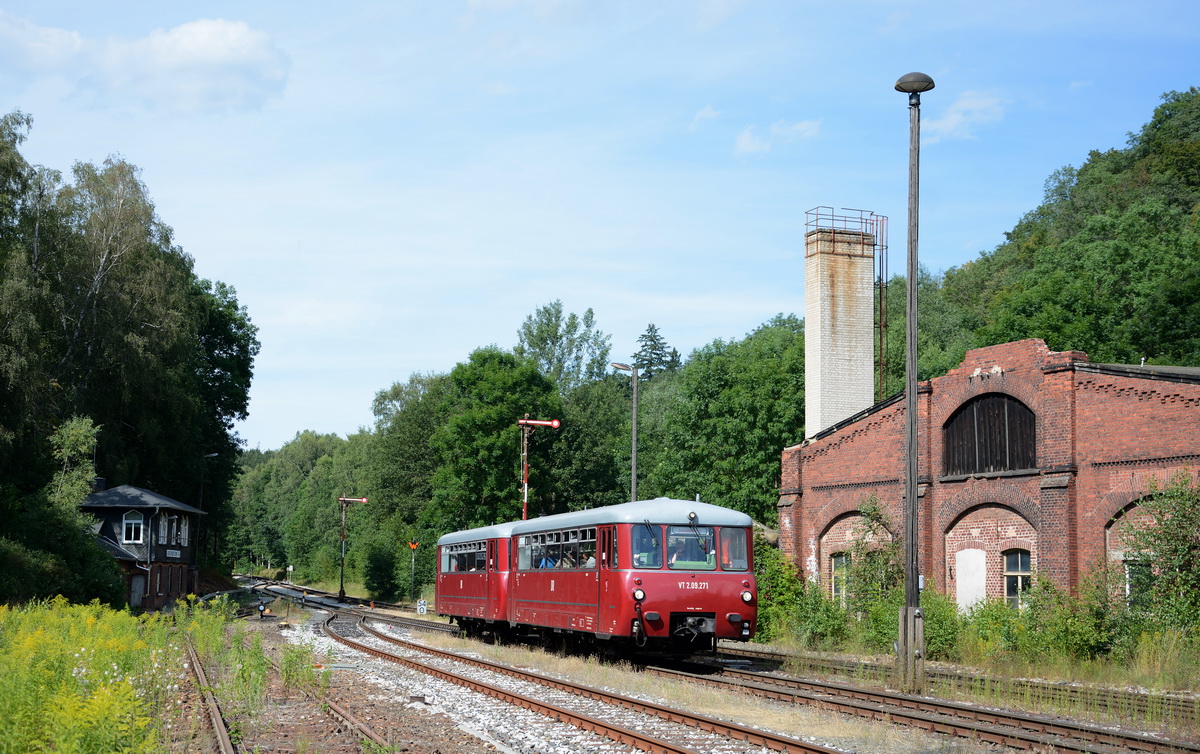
(1, 88), (1197, 605)
(227, 88), (1200, 601)
(0, 111), (259, 604)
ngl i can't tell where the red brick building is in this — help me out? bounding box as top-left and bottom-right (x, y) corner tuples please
(777, 338), (1200, 609)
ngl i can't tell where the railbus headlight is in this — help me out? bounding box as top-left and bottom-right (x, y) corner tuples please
(741, 591), (754, 604)
(632, 588), (646, 602)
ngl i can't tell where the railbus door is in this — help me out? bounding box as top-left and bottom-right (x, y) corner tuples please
(486, 539), (499, 620)
(597, 525), (618, 636)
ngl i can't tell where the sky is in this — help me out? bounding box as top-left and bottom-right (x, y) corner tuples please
(2, 1), (1197, 451)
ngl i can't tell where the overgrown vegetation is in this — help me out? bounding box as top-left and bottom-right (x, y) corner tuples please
(0, 595), (244, 752)
(753, 474), (1200, 692)
(0, 111), (259, 602)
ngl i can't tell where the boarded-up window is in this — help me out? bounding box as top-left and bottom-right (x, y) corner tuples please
(943, 393), (1035, 476)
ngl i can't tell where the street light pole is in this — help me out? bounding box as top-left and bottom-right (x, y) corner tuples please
(610, 362), (638, 501)
(895, 71), (934, 693)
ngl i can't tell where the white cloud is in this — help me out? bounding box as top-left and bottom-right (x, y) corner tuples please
(689, 104), (720, 131)
(0, 11), (84, 71)
(924, 91), (1004, 143)
(769, 118), (821, 141)
(734, 125), (771, 154)
(691, 0), (747, 32)
(0, 14), (288, 114)
(734, 118), (819, 155)
(94, 19), (289, 114)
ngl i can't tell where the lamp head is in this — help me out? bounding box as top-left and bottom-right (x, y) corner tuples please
(894, 72), (935, 94)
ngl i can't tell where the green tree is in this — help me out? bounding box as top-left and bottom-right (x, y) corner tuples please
(546, 375), (628, 511)
(514, 300), (612, 392)
(1125, 472), (1200, 631)
(367, 372), (454, 525)
(633, 323), (680, 380)
(427, 348), (561, 531)
(650, 315), (804, 523)
(0, 417), (122, 604)
(914, 88), (1200, 370)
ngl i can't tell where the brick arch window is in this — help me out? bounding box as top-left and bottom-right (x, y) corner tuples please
(943, 393), (1036, 476)
(830, 552), (851, 607)
(1003, 548), (1032, 608)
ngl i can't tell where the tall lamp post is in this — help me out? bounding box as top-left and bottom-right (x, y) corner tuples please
(336, 496), (368, 602)
(610, 362), (638, 502)
(895, 70), (934, 693)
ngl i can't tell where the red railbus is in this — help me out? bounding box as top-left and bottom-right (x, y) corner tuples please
(436, 498), (756, 653)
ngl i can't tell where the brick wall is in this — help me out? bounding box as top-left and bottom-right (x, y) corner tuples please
(778, 338), (1200, 603)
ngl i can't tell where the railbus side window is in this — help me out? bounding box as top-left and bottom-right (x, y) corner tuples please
(517, 536), (531, 570)
(440, 547), (450, 573)
(580, 528), (597, 568)
(719, 528), (749, 571)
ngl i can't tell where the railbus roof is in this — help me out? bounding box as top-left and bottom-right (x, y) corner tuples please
(511, 498), (751, 536)
(437, 521), (521, 547)
(436, 499), (752, 547)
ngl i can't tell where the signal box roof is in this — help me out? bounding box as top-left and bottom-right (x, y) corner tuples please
(82, 484), (205, 515)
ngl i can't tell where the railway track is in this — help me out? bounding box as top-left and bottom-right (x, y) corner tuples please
(184, 625), (383, 752)
(653, 658), (1200, 754)
(324, 611), (849, 753)
(252, 578), (1199, 751)
(718, 643), (1200, 729)
(185, 638), (236, 754)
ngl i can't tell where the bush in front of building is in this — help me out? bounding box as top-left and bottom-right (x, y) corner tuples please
(919, 584), (963, 661)
(790, 579), (849, 649)
(753, 534), (806, 643)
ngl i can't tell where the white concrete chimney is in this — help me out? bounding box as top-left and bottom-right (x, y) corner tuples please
(804, 220), (875, 438)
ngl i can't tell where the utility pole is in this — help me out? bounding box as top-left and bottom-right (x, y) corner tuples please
(517, 415), (560, 520)
(336, 496), (368, 601)
(408, 541), (420, 602)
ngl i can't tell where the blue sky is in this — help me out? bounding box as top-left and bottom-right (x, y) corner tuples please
(2, 1), (1197, 450)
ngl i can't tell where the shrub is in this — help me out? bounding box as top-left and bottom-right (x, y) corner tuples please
(920, 584), (962, 661)
(790, 579), (848, 648)
(753, 535), (804, 643)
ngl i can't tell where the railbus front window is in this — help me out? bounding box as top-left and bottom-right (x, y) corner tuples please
(666, 525), (716, 570)
(719, 528), (749, 571)
(633, 524), (661, 568)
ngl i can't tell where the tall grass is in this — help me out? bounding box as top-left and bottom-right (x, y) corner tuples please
(0, 596), (182, 752)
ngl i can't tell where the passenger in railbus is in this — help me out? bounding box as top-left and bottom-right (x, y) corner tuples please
(634, 526), (661, 568)
(669, 539), (687, 566)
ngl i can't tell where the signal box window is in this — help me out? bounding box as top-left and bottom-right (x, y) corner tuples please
(1003, 549), (1032, 608)
(719, 528), (749, 571)
(633, 524), (662, 568)
(122, 511), (144, 544)
(943, 393), (1036, 476)
(666, 525), (716, 571)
